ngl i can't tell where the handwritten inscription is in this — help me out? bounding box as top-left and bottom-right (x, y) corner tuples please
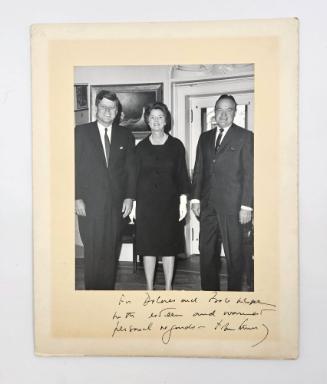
(143, 293), (176, 306)
(148, 307), (183, 319)
(160, 323), (206, 344)
(112, 320), (153, 337)
(112, 292), (277, 347)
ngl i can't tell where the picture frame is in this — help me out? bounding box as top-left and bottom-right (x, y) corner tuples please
(74, 83), (88, 111)
(32, 20), (298, 359)
(90, 83), (163, 139)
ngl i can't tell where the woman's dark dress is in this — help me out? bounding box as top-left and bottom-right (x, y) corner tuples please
(135, 135), (190, 257)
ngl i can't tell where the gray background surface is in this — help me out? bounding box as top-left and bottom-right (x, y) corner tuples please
(0, 1), (326, 383)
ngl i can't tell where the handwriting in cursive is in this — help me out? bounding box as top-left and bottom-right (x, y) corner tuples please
(160, 323), (206, 344)
(209, 292), (231, 304)
(111, 292), (276, 349)
(112, 320), (153, 338)
(251, 324), (269, 347)
(148, 307), (183, 319)
(143, 292), (176, 306)
(118, 293), (131, 305)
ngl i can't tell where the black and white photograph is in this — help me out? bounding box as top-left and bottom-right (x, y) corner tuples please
(32, 19), (298, 360)
(74, 64), (254, 292)
(6, 0), (327, 377)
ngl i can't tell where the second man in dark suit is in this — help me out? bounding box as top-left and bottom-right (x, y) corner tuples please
(191, 94), (253, 291)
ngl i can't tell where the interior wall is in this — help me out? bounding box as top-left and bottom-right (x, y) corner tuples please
(74, 64), (254, 136)
(74, 65), (171, 111)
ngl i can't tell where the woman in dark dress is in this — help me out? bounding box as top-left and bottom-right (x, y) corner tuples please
(133, 102), (190, 290)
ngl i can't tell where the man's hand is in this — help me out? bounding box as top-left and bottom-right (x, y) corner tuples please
(75, 199), (86, 216)
(239, 207), (252, 224)
(191, 202), (201, 218)
(122, 198), (133, 218)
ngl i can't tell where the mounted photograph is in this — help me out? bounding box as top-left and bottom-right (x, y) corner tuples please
(32, 20), (298, 358)
(74, 64), (254, 292)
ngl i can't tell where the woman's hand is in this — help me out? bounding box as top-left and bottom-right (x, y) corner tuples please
(122, 198), (133, 218)
(129, 200), (136, 223)
(179, 194), (188, 221)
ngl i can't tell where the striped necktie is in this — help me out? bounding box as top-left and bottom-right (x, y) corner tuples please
(215, 128), (224, 151)
(104, 128), (110, 166)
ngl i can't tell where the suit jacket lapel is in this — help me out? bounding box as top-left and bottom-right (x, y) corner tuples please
(89, 121), (107, 168)
(108, 123), (119, 167)
(207, 127), (217, 154)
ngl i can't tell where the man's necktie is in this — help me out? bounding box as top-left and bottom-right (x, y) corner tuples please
(215, 128), (224, 151)
(104, 128), (110, 167)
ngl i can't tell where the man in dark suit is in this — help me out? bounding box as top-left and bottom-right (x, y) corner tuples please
(191, 94), (253, 291)
(75, 90), (135, 290)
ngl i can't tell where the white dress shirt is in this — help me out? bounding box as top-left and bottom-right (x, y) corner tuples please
(97, 122), (112, 166)
(215, 124), (231, 145)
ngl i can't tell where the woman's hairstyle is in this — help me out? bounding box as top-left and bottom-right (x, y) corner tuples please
(95, 90), (122, 125)
(144, 102), (172, 133)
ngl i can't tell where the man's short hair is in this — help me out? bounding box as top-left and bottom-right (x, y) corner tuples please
(215, 94), (237, 110)
(95, 90), (120, 107)
(95, 90), (122, 124)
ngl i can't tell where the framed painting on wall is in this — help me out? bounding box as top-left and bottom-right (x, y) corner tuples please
(74, 84), (88, 111)
(90, 83), (163, 139)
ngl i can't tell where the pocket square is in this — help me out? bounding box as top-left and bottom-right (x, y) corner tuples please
(120, 146), (124, 149)
(229, 146), (240, 151)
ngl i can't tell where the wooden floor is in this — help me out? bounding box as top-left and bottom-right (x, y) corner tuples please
(76, 255), (204, 291)
(75, 248), (253, 291)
